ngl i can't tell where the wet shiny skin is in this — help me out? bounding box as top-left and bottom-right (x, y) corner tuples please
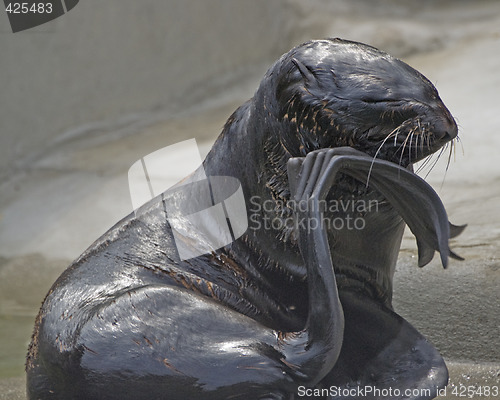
(26, 39), (462, 399)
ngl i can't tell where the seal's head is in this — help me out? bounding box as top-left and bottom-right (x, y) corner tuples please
(229, 37), (463, 302)
(255, 38), (458, 169)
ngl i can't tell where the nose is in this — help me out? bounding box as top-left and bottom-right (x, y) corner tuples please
(434, 103), (458, 141)
(441, 117), (458, 140)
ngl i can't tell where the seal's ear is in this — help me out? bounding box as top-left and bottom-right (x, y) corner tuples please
(291, 58), (325, 101)
(292, 58), (316, 86)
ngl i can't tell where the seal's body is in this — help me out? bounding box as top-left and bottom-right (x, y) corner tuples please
(27, 39), (463, 399)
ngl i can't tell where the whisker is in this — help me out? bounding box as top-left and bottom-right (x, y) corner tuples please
(420, 126), (426, 153)
(398, 129), (412, 168)
(423, 143), (447, 180)
(446, 140), (454, 172)
(417, 145), (440, 176)
(408, 131), (415, 165)
(437, 141), (453, 189)
(438, 140), (454, 189)
(415, 148), (437, 174)
(456, 135), (465, 156)
(366, 127), (400, 187)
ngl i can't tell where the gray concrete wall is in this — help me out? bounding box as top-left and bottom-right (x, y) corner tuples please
(1, 0), (499, 396)
(0, 0), (299, 181)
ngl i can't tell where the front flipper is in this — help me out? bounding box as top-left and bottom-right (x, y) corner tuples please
(282, 150), (346, 385)
(288, 147), (465, 268)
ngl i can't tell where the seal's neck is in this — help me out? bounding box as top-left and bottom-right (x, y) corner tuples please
(202, 100), (307, 278)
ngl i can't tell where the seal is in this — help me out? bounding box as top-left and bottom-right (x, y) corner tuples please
(26, 38), (464, 399)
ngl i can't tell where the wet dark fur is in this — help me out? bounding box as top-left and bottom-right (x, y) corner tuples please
(26, 39), (461, 399)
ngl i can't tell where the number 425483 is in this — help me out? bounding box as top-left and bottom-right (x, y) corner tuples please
(5, 2), (53, 14)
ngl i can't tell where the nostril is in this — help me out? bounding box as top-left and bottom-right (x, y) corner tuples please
(446, 124), (458, 140)
(441, 128), (458, 142)
(435, 116), (458, 141)
(433, 103), (458, 140)
(446, 116), (459, 140)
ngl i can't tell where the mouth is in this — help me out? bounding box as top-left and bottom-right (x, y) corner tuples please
(359, 116), (459, 169)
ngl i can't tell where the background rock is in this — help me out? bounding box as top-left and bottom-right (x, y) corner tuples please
(1, 0), (499, 397)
